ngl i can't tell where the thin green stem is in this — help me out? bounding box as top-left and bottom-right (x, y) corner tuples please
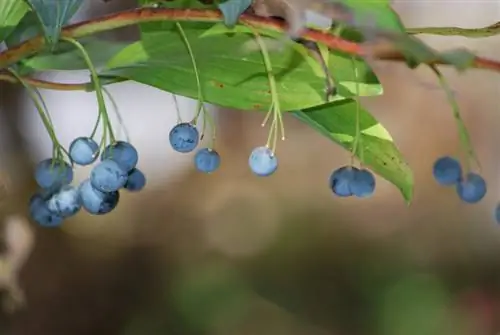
(7, 68), (63, 155)
(175, 22), (205, 125)
(349, 57), (363, 165)
(407, 21), (500, 38)
(60, 37), (115, 143)
(429, 65), (480, 173)
(251, 26), (283, 152)
(103, 86), (130, 142)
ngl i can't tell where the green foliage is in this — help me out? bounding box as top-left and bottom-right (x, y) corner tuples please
(0, 0), (29, 42)
(0, 0), (499, 204)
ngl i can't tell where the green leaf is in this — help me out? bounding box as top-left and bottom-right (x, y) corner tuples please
(103, 28), (381, 111)
(293, 100), (413, 203)
(24, 0), (84, 47)
(4, 10), (40, 47)
(18, 38), (131, 73)
(340, 0), (406, 34)
(0, 0), (29, 42)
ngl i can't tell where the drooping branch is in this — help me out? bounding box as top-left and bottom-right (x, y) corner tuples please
(0, 8), (499, 74)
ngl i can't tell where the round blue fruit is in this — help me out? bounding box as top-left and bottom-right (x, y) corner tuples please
(90, 160), (128, 193)
(169, 123), (199, 153)
(433, 156), (462, 186)
(29, 193), (63, 227)
(194, 148), (221, 173)
(69, 137), (99, 166)
(124, 168), (146, 192)
(329, 166), (358, 197)
(248, 146), (278, 177)
(35, 159), (73, 190)
(456, 172), (487, 204)
(79, 179), (120, 215)
(101, 141), (139, 172)
(47, 185), (82, 218)
(351, 168), (376, 198)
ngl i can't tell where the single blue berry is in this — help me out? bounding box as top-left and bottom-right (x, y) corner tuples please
(79, 179), (120, 215)
(329, 166), (358, 197)
(101, 141), (139, 172)
(249, 146), (278, 177)
(29, 193), (63, 227)
(90, 160), (128, 193)
(351, 168), (376, 198)
(194, 148), (221, 173)
(169, 123), (199, 153)
(47, 185), (81, 218)
(69, 137), (99, 166)
(456, 172), (487, 204)
(34, 159), (73, 190)
(433, 156), (462, 186)
(124, 168), (146, 192)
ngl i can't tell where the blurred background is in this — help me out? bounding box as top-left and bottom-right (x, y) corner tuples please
(0, 0), (499, 334)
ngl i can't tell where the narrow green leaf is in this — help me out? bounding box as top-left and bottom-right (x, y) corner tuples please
(103, 28), (381, 111)
(24, 0), (84, 47)
(0, 0), (29, 42)
(293, 100), (413, 203)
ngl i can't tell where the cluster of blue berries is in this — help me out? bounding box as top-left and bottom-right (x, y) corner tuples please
(432, 156), (486, 204)
(329, 166), (376, 198)
(169, 122), (278, 176)
(29, 138), (146, 227)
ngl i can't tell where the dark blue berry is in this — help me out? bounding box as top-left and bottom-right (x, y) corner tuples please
(101, 141), (139, 172)
(29, 193), (63, 227)
(433, 156), (462, 186)
(351, 168), (376, 198)
(47, 185), (81, 218)
(34, 159), (73, 190)
(124, 168), (146, 192)
(169, 123), (199, 153)
(90, 160), (128, 193)
(329, 166), (358, 197)
(249, 146), (278, 177)
(194, 148), (221, 173)
(79, 179), (120, 215)
(456, 172), (487, 204)
(69, 137), (99, 166)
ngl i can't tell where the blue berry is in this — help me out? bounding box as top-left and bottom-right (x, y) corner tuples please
(47, 185), (81, 218)
(433, 156), (462, 186)
(456, 172), (487, 204)
(90, 160), (128, 193)
(249, 146), (278, 177)
(124, 168), (146, 192)
(34, 159), (73, 190)
(351, 168), (376, 198)
(329, 166), (358, 197)
(29, 193), (63, 227)
(101, 141), (139, 172)
(69, 137), (99, 166)
(169, 123), (199, 153)
(194, 148), (221, 173)
(79, 179), (120, 215)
